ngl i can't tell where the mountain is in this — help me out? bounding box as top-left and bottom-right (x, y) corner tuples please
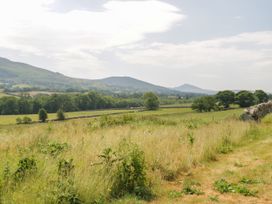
(0, 57), (180, 95)
(174, 84), (216, 95)
(94, 76), (179, 94)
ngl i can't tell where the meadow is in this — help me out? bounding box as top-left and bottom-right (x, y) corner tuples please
(0, 108), (272, 203)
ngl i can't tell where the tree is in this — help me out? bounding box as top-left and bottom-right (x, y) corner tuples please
(192, 96), (217, 112)
(0, 97), (19, 115)
(143, 92), (159, 110)
(216, 90), (235, 108)
(254, 90), (269, 104)
(38, 108), (48, 122)
(57, 109), (65, 121)
(235, 91), (255, 108)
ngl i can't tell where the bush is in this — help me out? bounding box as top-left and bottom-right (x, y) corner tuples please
(22, 116), (32, 124)
(109, 143), (153, 200)
(16, 117), (22, 124)
(13, 158), (37, 182)
(57, 109), (66, 121)
(143, 92), (159, 110)
(192, 96), (218, 112)
(38, 108), (48, 122)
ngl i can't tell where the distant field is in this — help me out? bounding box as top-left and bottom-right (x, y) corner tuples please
(1, 107), (272, 203)
(0, 109), (134, 125)
(0, 91), (9, 98)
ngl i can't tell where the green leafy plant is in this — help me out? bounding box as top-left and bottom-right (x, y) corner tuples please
(40, 142), (68, 157)
(109, 143), (153, 200)
(214, 179), (257, 197)
(13, 158), (37, 182)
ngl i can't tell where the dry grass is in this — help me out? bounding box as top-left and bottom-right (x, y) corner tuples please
(1, 108), (266, 203)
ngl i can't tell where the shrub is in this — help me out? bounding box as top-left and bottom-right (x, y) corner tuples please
(109, 143), (153, 200)
(22, 116), (32, 124)
(57, 109), (66, 121)
(16, 117), (22, 124)
(40, 142), (68, 157)
(38, 108), (48, 122)
(143, 92), (159, 110)
(13, 158), (37, 182)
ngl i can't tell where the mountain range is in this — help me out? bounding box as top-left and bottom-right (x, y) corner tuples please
(0, 57), (215, 95)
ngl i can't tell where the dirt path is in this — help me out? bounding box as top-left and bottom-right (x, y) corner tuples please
(152, 135), (272, 204)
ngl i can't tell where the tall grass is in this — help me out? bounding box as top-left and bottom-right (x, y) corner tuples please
(0, 108), (258, 203)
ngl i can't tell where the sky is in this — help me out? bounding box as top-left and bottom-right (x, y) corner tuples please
(0, 0), (271, 91)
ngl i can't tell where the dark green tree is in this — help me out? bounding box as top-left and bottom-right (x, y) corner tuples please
(235, 91), (256, 107)
(57, 108), (65, 121)
(0, 97), (19, 115)
(254, 90), (269, 103)
(38, 108), (48, 122)
(192, 96), (217, 112)
(143, 92), (159, 110)
(216, 90), (235, 108)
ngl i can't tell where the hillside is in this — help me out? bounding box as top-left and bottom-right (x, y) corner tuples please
(0, 57), (179, 95)
(174, 83), (216, 95)
(95, 76), (179, 94)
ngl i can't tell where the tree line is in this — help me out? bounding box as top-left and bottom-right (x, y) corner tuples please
(0, 92), (143, 115)
(192, 90), (271, 112)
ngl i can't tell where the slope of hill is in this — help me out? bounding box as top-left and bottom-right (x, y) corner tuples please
(0, 57), (180, 95)
(95, 76), (179, 94)
(174, 83), (216, 95)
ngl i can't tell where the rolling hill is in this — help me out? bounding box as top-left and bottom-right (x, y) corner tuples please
(0, 57), (180, 95)
(174, 84), (216, 95)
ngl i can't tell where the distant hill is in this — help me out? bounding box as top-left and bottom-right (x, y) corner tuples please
(0, 57), (181, 95)
(95, 76), (179, 94)
(174, 84), (216, 95)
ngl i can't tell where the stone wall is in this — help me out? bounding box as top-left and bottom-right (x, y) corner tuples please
(240, 101), (272, 121)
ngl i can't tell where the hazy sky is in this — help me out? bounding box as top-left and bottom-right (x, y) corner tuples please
(0, 0), (271, 91)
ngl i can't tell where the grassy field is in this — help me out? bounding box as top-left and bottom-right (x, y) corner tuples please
(0, 109), (136, 125)
(0, 108), (271, 203)
(0, 92), (9, 98)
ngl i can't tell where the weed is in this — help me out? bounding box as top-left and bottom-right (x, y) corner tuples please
(168, 190), (183, 199)
(13, 158), (37, 182)
(58, 159), (75, 178)
(218, 136), (233, 154)
(182, 179), (204, 195)
(214, 179), (257, 196)
(187, 132), (195, 145)
(40, 142), (68, 157)
(56, 159), (82, 204)
(110, 143), (153, 200)
(239, 177), (260, 185)
(208, 195), (219, 202)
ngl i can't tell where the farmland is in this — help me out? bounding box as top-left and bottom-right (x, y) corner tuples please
(0, 107), (271, 203)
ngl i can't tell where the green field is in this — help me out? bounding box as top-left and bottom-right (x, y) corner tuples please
(0, 109), (135, 125)
(0, 91), (9, 98)
(0, 108), (272, 203)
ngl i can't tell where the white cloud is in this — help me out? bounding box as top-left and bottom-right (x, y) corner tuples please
(116, 31), (272, 90)
(0, 0), (185, 77)
(117, 31), (272, 68)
